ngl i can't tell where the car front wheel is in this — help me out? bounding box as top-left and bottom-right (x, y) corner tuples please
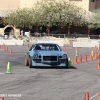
(66, 59), (68, 69)
(25, 56), (29, 66)
(29, 58), (33, 68)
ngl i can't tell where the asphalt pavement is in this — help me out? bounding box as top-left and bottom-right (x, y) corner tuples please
(0, 43), (100, 100)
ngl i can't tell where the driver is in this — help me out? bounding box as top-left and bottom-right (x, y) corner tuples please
(49, 46), (54, 50)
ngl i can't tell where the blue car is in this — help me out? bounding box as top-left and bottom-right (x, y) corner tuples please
(25, 43), (68, 68)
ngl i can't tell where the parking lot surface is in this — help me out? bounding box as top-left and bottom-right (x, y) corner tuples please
(0, 44), (100, 100)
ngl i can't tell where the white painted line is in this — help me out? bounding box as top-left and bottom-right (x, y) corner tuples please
(90, 92), (99, 99)
(0, 72), (5, 74)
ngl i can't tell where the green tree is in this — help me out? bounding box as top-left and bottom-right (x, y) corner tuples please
(3, 0), (87, 34)
(88, 9), (100, 29)
(3, 8), (33, 29)
(32, 0), (87, 34)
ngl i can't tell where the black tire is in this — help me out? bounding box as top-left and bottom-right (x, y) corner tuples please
(66, 59), (69, 69)
(29, 58), (33, 68)
(25, 56), (29, 66)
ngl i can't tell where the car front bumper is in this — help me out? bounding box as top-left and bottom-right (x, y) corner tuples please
(31, 60), (67, 67)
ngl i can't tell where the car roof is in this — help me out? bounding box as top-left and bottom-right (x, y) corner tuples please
(34, 43), (58, 45)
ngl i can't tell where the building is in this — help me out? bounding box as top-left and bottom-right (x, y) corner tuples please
(0, 0), (100, 34)
(68, 0), (100, 35)
(69, 0), (100, 11)
(0, 0), (99, 12)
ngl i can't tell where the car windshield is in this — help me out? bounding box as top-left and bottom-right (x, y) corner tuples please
(34, 44), (61, 51)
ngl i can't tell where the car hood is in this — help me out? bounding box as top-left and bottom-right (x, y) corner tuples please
(34, 50), (65, 56)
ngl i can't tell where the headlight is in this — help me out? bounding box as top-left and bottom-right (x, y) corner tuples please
(39, 55), (41, 58)
(62, 54), (67, 59)
(33, 54), (38, 59)
(59, 56), (62, 58)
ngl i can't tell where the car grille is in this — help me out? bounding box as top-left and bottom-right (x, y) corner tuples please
(33, 59), (41, 63)
(43, 56), (57, 61)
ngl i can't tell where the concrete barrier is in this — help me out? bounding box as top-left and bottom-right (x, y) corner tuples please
(76, 38), (91, 42)
(0, 40), (23, 45)
(73, 41), (99, 47)
(36, 40), (64, 46)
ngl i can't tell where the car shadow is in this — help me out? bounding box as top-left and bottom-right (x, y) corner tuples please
(32, 65), (77, 69)
(68, 66), (77, 69)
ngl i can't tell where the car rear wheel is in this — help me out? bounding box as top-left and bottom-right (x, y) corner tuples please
(25, 56), (29, 66)
(29, 58), (33, 68)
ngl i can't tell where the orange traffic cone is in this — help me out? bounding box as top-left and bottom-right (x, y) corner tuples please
(95, 45), (98, 50)
(29, 44), (32, 48)
(2, 45), (4, 49)
(0, 97), (4, 100)
(76, 47), (78, 51)
(98, 52), (100, 58)
(6, 46), (8, 51)
(97, 46), (99, 50)
(94, 53), (97, 59)
(90, 54), (93, 61)
(66, 50), (68, 54)
(84, 92), (89, 100)
(10, 49), (12, 54)
(63, 47), (65, 51)
(84, 55), (87, 62)
(28, 44), (30, 48)
(79, 55), (82, 63)
(63, 46), (66, 51)
(4, 46), (6, 51)
(97, 60), (100, 70)
(98, 92), (100, 100)
(1, 45), (2, 49)
(96, 52), (98, 59)
(0, 45), (1, 49)
(74, 56), (77, 64)
(99, 52), (100, 58)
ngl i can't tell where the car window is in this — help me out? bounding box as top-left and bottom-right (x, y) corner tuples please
(34, 45), (41, 50)
(34, 44), (60, 51)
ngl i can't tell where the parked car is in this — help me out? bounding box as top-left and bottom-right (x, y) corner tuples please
(25, 43), (68, 68)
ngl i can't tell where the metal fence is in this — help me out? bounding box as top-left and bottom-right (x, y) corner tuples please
(2, 32), (100, 39)
(30, 33), (100, 39)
